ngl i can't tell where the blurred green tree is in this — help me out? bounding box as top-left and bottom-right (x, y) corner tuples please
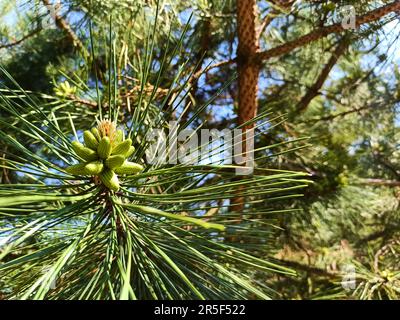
(1, 0), (400, 300)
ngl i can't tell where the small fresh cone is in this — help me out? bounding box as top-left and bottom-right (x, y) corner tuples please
(114, 161), (143, 175)
(72, 141), (98, 161)
(112, 139), (132, 156)
(84, 160), (104, 175)
(84, 130), (99, 150)
(91, 127), (101, 141)
(97, 136), (112, 159)
(105, 155), (125, 169)
(125, 146), (135, 158)
(99, 168), (120, 191)
(65, 163), (88, 175)
(115, 129), (124, 144)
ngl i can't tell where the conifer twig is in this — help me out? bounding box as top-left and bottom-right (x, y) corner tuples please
(0, 29), (42, 49)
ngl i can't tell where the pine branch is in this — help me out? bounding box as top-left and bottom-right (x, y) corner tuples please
(191, 58), (234, 81)
(256, 1), (400, 62)
(296, 37), (349, 112)
(358, 229), (390, 245)
(277, 258), (338, 279)
(67, 94), (98, 108)
(182, 18), (212, 123)
(304, 105), (372, 123)
(358, 179), (400, 187)
(258, 8), (278, 38)
(268, 0), (295, 12)
(41, 0), (88, 56)
(190, 2), (400, 78)
(0, 29), (42, 50)
(374, 238), (400, 272)
(372, 151), (400, 179)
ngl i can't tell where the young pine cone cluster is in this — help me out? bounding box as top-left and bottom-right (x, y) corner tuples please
(66, 120), (143, 191)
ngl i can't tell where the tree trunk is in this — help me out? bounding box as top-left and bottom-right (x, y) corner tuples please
(236, 0), (260, 130)
(231, 0), (260, 212)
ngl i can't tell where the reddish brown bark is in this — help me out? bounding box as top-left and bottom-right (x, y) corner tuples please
(236, 0), (260, 130)
(230, 0), (261, 213)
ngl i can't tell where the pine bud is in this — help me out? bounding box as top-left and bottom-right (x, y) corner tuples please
(112, 139), (132, 156)
(115, 129), (124, 144)
(83, 130), (99, 150)
(105, 155), (125, 169)
(99, 168), (120, 191)
(114, 161), (143, 175)
(91, 127), (101, 141)
(65, 163), (88, 175)
(72, 141), (98, 161)
(97, 137), (112, 159)
(84, 160), (104, 175)
(125, 146), (135, 158)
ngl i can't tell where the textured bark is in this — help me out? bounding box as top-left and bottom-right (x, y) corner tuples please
(236, 0), (260, 130)
(296, 38), (349, 112)
(231, 0), (261, 212)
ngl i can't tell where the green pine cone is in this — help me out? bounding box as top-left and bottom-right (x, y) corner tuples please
(114, 161), (143, 175)
(105, 155), (125, 169)
(84, 160), (104, 175)
(125, 146), (135, 158)
(65, 163), (88, 175)
(91, 127), (101, 141)
(115, 129), (124, 144)
(72, 141), (98, 161)
(84, 130), (99, 150)
(97, 136), (112, 159)
(112, 138), (132, 156)
(99, 168), (120, 191)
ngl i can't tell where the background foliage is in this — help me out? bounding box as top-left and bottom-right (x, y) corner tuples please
(1, 0), (400, 299)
